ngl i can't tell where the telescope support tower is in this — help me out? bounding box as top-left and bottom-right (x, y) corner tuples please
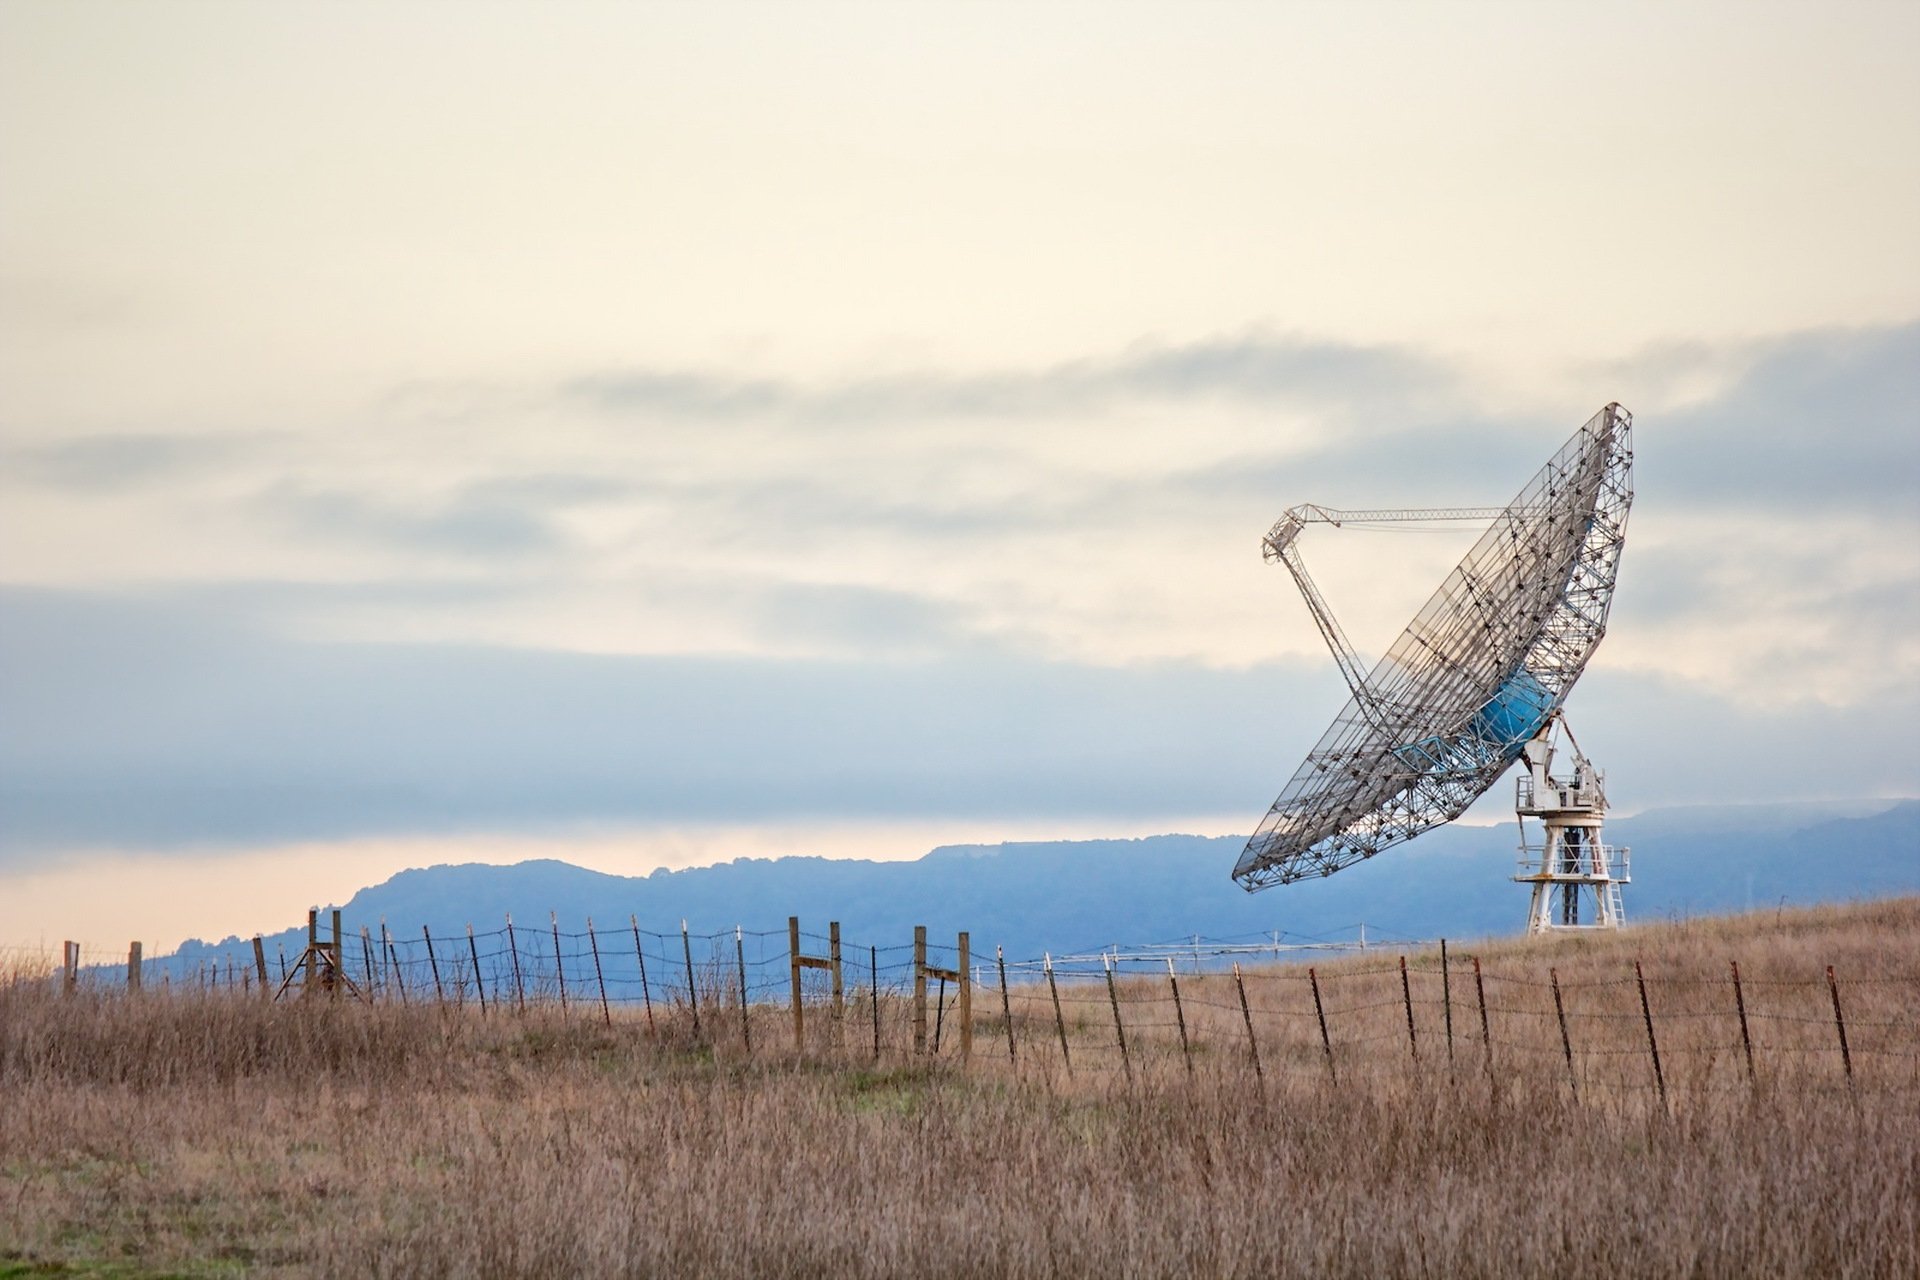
(1513, 716), (1628, 933)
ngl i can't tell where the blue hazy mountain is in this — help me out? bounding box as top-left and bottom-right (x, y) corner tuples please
(175, 799), (1919, 971)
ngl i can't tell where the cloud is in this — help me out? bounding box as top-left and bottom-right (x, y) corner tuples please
(1653, 321), (1920, 511)
(3, 321), (1914, 710)
(1, 586), (1914, 868)
(5, 432), (261, 490)
(564, 331), (1455, 427)
(0, 585), (1325, 859)
(252, 473), (639, 560)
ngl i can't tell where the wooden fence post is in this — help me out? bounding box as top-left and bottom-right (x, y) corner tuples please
(306, 910), (319, 993)
(385, 924), (407, 1005)
(913, 925), (928, 1056)
(1104, 956), (1131, 1083)
(424, 926), (444, 1003)
(958, 931), (973, 1064)
(1234, 963), (1262, 1080)
(587, 918), (610, 1027)
(1168, 959), (1192, 1076)
(1730, 960), (1754, 1086)
(330, 909), (343, 1001)
(997, 946), (1016, 1066)
(551, 913), (569, 1014)
(1635, 959), (1665, 1106)
(1310, 965), (1335, 1084)
(252, 936), (268, 997)
(933, 975), (948, 1054)
(128, 941), (143, 993)
(62, 941), (78, 995)
(1826, 964), (1853, 1085)
(1440, 939), (1454, 1066)
(789, 916), (805, 1051)
(681, 920), (700, 1037)
(1473, 956), (1492, 1079)
(1046, 953), (1071, 1074)
(1399, 955), (1418, 1061)
(735, 926), (750, 1050)
(632, 917), (655, 1035)
(467, 924), (487, 1016)
(829, 923), (844, 1046)
(506, 914), (525, 1012)
(1551, 967), (1577, 1101)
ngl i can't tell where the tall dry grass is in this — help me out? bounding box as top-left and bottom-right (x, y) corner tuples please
(2, 898), (1916, 1277)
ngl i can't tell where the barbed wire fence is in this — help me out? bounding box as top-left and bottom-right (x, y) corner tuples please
(7, 915), (1916, 1101)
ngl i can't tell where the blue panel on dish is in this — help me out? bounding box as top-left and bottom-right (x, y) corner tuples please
(1472, 670), (1554, 748)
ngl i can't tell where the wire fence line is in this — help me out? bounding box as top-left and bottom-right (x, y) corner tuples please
(11, 916), (1918, 1100)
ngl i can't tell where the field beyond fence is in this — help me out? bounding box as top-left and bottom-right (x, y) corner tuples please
(2, 897), (1917, 1276)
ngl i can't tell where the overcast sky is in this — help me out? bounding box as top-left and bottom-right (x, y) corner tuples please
(3, 3), (1917, 949)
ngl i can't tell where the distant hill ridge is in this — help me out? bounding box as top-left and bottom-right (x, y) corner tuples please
(180, 798), (1920, 965)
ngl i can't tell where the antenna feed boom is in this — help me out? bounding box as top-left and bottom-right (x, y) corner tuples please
(1261, 512), (1305, 562)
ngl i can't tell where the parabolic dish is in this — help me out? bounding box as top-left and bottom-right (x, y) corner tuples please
(1234, 403), (1634, 890)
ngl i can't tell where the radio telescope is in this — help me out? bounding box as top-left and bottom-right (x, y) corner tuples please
(1234, 404), (1634, 933)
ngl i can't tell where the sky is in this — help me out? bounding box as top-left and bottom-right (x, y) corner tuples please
(3, 2), (1917, 951)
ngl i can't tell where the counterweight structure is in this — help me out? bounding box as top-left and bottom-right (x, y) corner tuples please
(1234, 403), (1634, 924)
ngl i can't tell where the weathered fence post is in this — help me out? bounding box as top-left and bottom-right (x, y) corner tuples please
(62, 941), (78, 995)
(385, 923), (407, 1005)
(1234, 963), (1263, 1080)
(467, 924), (487, 1016)
(330, 910), (343, 1001)
(829, 922), (844, 1047)
(587, 918), (611, 1028)
(681, 920), (700, 1037)
(1551, 966), (1577, 1101)
(1046, 953), (1071, 1074)
(1731, 959), (1754, 1086)
(1400, 955), (1418, 1061)
(735, 926), (750, 1050)
(251, 936), (268, 997)
(786, 917), (843, 1054)
(913, 925), (929, 1056)
(506, 914), (525, 1013)
(307, 910), (320, 993)
(1473, 955), (1493, 1079)
(789, 916), (805, 1051)
(933, 975), (948, 1054)
(1105, 955), (1131, 1083)
(632, 917), (655, 1036)
(424, 926), (444, 1003)
(1168, 959), (1193, 1076)
(870, 944), (880, 1062)
(128, 941), (143, 993)
(1440, 939), (1454, 1065)
(1310, 965), (1335, 1084)
(958, 931), (973, 1065)
(1635, 959), (1666, 1106)
(997, 946), (1016, 1066)
(551, 913), (569, 1014)
(1826, 964), (1853, 1085)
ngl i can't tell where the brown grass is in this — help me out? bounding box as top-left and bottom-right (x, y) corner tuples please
(2, 898), (1917, 1277)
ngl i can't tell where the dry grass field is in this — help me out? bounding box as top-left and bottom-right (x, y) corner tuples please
(3, 897), (1917, 1277)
